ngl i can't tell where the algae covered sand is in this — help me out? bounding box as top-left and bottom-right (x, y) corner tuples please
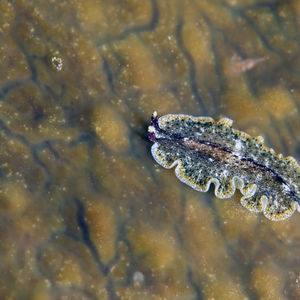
(0, 0), (300, 299)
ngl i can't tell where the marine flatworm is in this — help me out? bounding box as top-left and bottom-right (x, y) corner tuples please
(148, 111), (300, 221)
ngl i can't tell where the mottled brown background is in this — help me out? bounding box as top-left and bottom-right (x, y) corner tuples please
(0, 0), (300, 299)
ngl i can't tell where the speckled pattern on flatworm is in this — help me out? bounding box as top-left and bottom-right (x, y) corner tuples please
(148, 112), (300, 221)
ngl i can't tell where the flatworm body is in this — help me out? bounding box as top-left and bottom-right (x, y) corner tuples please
(148, 112), (300, 221)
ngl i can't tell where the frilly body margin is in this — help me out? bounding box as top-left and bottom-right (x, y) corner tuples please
(157, 113), (300, 173)
(151, 143), (300, 221)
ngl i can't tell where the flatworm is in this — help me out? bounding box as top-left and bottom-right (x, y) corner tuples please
(148, 111), (300, 221)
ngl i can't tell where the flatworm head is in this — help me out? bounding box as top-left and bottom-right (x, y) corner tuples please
(148, 111), (300, 221)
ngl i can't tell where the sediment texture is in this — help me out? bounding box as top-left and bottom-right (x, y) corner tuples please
(0, 0), (300, 299)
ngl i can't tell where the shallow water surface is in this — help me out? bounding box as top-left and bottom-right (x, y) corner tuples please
(0, 0), (300, 299)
